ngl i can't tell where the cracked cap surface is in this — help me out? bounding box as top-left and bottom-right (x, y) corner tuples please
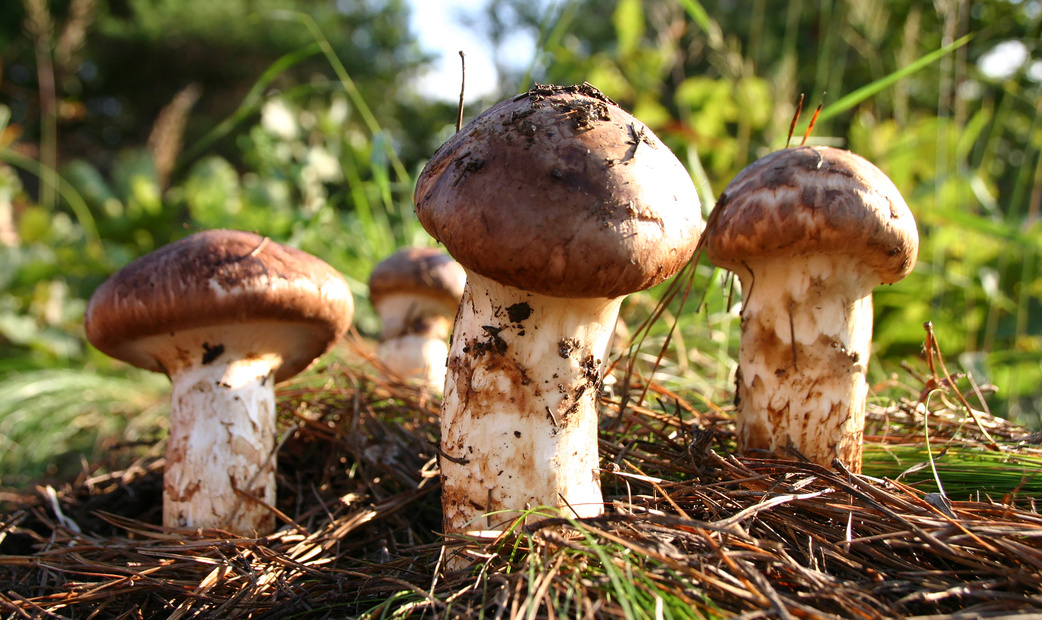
(704, 145), (919, 285)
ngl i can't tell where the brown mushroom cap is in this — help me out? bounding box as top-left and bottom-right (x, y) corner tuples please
(85, 229), (354, 382)
(415, 83), (702, 299)
(704, 146), (919, 284)
(368, 247), (466, 309)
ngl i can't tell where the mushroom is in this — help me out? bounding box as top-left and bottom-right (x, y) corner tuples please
(368, 247), (466, 391)
(703, 146), (918, 472)
(84, 229), (353, 535)
(415, 83), (702, 536)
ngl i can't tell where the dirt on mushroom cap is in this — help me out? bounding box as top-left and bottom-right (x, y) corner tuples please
(414, 83), (702, 299)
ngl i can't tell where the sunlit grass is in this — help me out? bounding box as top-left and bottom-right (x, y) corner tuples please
(862, 442), (1042, 499)
(0, 368), (168, 487)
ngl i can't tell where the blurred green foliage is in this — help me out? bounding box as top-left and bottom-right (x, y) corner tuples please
(481, 0), (1042, 427)
(0, 0), (1040, 484)
(0, 0), (436, 163)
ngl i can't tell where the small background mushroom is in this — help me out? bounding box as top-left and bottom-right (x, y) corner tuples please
(368, 246), (466, 392)
(84, 229), (353, 535)
(704, 146), (918, 472)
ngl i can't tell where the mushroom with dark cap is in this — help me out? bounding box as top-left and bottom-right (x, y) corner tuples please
(415, 83), (702, 538)
(368, 246), (466, 391)
(703, 146), (918, 472)
(85, 229), (353, 535)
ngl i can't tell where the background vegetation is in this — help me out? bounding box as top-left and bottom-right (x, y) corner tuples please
(1, 0), (1039, 487)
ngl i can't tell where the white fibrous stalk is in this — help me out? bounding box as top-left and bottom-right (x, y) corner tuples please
(439, 272), (618, 535)
(374, 294), (456, 391)
(733, 254), (874, 472)
(164, 351), (280, 535)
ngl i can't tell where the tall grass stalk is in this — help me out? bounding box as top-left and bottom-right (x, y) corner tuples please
(23, 0), (58, 212)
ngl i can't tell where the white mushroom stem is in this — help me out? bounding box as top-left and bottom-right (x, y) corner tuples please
(733, 254), (874, 472)
(165, 350), (279, 534)
(377, 334), (450, 391)
(374, 294), (455, 391)
(440, 271), (616, 535)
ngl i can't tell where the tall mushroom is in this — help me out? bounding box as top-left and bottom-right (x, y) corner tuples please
(703, 146), (918, 472)
(84, 229), (353, 535)
(415, 83), (702, 536)
(368, 247), (466, 391)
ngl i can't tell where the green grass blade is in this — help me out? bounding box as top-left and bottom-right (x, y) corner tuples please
(0, 149), (101, 252)
(814, 34), (973, 125)
(863, 443), (1042, 498)
(678, 0), (724, 52)
(269, 11), (410, 183)
(0, 368), (167, 485)
(178, 42), (322, 167)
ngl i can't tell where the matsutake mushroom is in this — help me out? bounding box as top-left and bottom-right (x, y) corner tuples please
(415, 83), (702, 537)
(703, 146), (918, 472)
(85, 229), (353, 535)
(368, 246), (466, 392)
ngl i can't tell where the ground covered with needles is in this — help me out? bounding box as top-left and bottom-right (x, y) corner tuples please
(1, 344), (1041, 619)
